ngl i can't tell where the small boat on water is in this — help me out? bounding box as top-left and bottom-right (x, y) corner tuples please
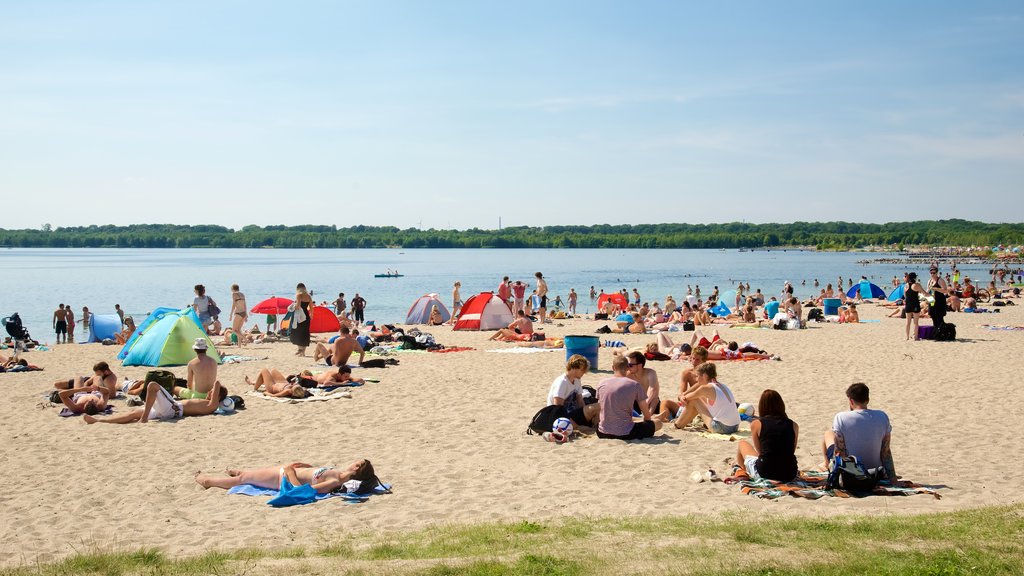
(374, 273), (404, 278)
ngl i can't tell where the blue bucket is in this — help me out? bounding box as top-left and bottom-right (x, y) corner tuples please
(823, 298), (841, 316)
(564, 335), (599, 371)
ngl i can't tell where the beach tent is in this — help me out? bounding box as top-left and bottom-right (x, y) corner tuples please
(847, 280), (886, 300)
(119, 308), (221, 366)
(117, 307), (179, 359)
(406, 294), (451, 324)
(86, 314), (122, 343)
(709, 302), (731, 317)
(309, 306), (341, 333)
(596, 293), (629, 312)
(453, 292), (513, 331)
(888, 284), (906, 302)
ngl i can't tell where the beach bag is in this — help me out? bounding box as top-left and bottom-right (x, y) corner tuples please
(207, 297), (222, 318)
(582, 385), (598, 405)
(682, 321), (695, 331)
(527, 404), (568, 435)
(934, 323), (956, 342)
(807, 308), (824, 322)
(140, 370), (177, 400)
(826, 455), (884, 492)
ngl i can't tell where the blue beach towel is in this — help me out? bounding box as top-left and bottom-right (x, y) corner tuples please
(228, 481), (392, 507)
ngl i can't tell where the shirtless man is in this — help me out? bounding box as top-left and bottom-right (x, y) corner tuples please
(85, 381), (225, 424)
(52, 304), (68, 344)
(181, 339), (220, 398)
(316, 365), (365, 387)
(625, 351), (660, 414)
(655, 345), (707, 421)
(488, 310), (535, 341)
(313, 325), (365, 367)
(535, 272), (549, 324)
(53, 361), (118, 397)
(452, 281), (463, 321)
(839, 303), (860, 323)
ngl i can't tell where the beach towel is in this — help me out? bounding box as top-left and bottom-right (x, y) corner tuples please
(695, 429), (751, 442)
(603, 340), (626, 348)
(246, 389), (353, 404)
(724, 468), (941, 500)
(228, 481), (392, 506)
(59, 406), (114, 417)
(221, 355), (269, 364)
(982, 325), (1024, 331)
(429, 347), (475, 353)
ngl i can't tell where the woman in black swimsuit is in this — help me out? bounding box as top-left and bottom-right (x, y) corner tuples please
(904, 272), (927, 341)
(290, 283), (313, 355)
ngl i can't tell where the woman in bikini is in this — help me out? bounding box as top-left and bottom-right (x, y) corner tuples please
(57, 384), (109, 415)
(196, 459), (382, 495)
(230, 284), (248, 338)
(246, 368), (309, 398)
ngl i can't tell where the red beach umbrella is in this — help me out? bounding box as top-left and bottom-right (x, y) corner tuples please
(251, 297), (293, 315)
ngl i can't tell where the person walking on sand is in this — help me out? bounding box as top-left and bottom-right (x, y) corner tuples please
(903, 272), (928, 341)
(290, 283), (313, 356)
(451, 281), (463, 322)
(230, 284), (248, 337)
(53, 303), (68, 344)
(535, 272), (549, 324)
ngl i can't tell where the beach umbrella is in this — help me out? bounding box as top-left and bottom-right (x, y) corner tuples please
(251, 297), (292, 314)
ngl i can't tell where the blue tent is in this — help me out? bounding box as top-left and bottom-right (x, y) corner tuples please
(888, 284), (906, 302)
(709, 302), (731, 317)
(847, 281), (886, 300)
(86, 314), (122, 343)
(117, 307), (178, 359)
(119, 308), (221, 367)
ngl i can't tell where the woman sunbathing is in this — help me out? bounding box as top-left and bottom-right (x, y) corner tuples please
(246, 368), (309, 398)
(196, 459), (383, 495)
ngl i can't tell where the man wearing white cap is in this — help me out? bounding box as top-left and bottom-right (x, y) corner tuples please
(181, 338), (220, 399)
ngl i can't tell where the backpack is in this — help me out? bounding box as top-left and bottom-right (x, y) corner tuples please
(526, 404), (568, 435)
(807, 308), (824, 322)
(582, 385), (598, 405)
(682, 321), (695, 331)
(826, 455), (884, 492)
(933, 323), (956, 342)
(140, 370), (177, 400)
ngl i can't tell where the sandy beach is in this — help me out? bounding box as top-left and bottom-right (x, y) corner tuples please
(2, 301), (1021, 566)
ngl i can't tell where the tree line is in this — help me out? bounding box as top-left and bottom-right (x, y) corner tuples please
(1, 220), (1022, 250)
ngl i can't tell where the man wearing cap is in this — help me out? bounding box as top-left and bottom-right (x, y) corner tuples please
(181, 338), (220, 399)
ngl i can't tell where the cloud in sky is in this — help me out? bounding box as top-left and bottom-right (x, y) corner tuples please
(2, 1), (1023, 229)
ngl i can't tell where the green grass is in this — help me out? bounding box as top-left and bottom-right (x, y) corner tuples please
(3, 506), (1021, 576)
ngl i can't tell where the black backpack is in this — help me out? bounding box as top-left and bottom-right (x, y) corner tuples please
(807, 308), (824, 322)
(933, 323), (956, 342)
(526, 404), (568, 435)
(826, 455), (884, 492)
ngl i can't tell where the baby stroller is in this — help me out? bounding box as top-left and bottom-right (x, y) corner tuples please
(3, 313), (30, 352)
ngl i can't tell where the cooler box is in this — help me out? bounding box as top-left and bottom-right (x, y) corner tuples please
(823, 298), (842, 316)
(564, 335), (599, 371)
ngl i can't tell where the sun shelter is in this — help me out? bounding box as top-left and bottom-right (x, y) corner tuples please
(847, 280), (887, 300)
(119, 308), (221, 366)
(117, 307), (179, 359)
(888, 284), (907, 302)
(596, 293), (629, 312)
(406, 294), (451, 324)
(309, 306), (341, 333)
(453, 292), (513, 330)
(86, 314), (122, 342)
(709, 302), (731, 317)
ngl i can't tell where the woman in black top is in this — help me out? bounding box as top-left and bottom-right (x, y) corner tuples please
(290, 283), (313, 356)
(736, 389), (798, 482)
(904, 272), (928, 341)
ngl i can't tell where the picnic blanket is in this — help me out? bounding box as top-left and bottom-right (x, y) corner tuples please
(246, 389), (352, 404)
(724, 468), (941, 500)
(228, 481), (392, 506)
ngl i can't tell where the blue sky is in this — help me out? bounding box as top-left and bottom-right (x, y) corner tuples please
(2, 1), (1022, 229)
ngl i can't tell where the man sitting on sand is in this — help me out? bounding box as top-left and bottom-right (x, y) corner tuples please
(85, 381), (226, 424)
(547, 354), (600, 428)
(53, 361), (118, 397)
(488, 310), (534, 341)
(839, 303), (860, 323)
(624, 351), (660, 414)
(822, 383), (898, 483)
(596, 355), (662, 440)
(655, 345), (708, 421)
(672, 362), (741, 434)
(176, 339), (221, 399)
(313, 325), (365, 367)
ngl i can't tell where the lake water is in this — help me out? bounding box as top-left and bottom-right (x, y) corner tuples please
(0, 248), (994, 342)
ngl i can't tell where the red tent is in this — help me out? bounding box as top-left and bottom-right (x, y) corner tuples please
(596, 293), (628, 312)
(309, 306), (342, 333)
(453, 292), (514, 331)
